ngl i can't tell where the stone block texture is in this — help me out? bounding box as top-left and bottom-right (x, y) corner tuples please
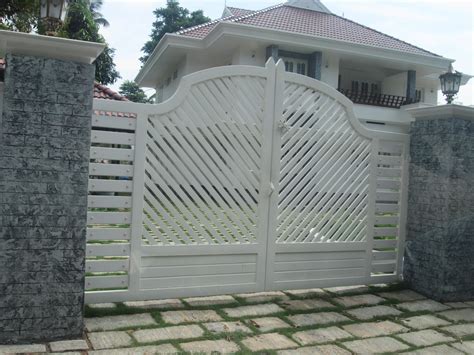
(404, 117), (474, 302)
(0, 54), (95, 343)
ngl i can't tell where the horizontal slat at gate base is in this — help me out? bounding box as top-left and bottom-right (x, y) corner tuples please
(85, 61), (409, 304)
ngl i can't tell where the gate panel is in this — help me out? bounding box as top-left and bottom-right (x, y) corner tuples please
(265, 65), (409, 290)
(138, 65), (276, 298)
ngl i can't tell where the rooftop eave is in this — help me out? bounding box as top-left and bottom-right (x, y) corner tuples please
(137, 21), (455, 86)
(0, 30), (105, 64)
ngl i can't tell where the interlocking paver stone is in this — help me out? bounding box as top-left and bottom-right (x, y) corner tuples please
(451, 341), (474, 353)
(236, 291), (290, 303)
(292, 326), (352, 345)
(184, 295), (237, 306)
(347, 305), (401, 320)
(378, 289), (426, 302)
(204, 321), (252, 334)
(285, 288), (327, 297)
(342, 320), (408, 338)
(334, 294), (385, 307)
(88, 303), (117, 309)
(396, 299), (450, 312)
(396, 329), (455, 347)
(324, 285), (370, 295)
(161, 309), (222, 324)
(49, 339), (89, 352)
(288, 312), (350, 327)
(278, 344), (350, 355)
(88, 344), (178, 355)
(343, 336), (410, 353)
(223, 303), (284, 317)
(444, 302), (471, 309)
(86, 313), (156, 331)
(401, 315), (451, 329)
(439, 308), (474, 322)
(403, 344), (464, 355)
(123, 299), (184, 309)
(242, 333), (298, 351)
(442, 323), (474, 336)
(0, 344), (47, 354)
(180, 339), (240, 353)
(88, 331), (133, 350)
(133, 325), (204, 343)
(280, 299), (334, 311)
(248, 317), (291, 332)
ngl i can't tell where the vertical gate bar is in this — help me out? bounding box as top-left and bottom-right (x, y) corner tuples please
(255, 59), (278, 292)
(128, 111), (149, 296)
(263, 60), (286, 291)
(396, 137), (410, 278)
(365, 138), (379, 283)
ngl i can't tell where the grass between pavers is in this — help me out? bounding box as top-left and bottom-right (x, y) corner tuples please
(82, 284), (474, 354)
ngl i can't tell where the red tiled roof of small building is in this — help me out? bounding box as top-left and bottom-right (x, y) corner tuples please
(178, 4), (439, 57)
(226, 6), (255, 17)
(94, 82), (129, 101)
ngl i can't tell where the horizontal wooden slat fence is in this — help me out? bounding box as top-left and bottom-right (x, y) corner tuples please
(85, 60), (409, 304)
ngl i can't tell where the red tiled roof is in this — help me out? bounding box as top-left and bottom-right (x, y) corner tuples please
(178, 4), (439, 57)
(226, 6), (255, 17)
(94, 82), (129, 101)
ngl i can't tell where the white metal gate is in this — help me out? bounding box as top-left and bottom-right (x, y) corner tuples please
(85, 60), (409, 303)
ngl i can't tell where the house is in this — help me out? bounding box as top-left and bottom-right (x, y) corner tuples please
(135, 0), (469, 127)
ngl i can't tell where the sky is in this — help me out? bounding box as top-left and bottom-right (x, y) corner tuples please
(100, 0), (474, 105)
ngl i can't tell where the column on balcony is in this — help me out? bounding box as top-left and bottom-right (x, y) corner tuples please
(406, 70), (417, 103)
(308, 51), (322, 80)
(266, 45), (279, 62)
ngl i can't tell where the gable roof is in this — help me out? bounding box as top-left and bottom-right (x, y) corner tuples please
(224, 6), (255, 18)
(178, 4), (440, 57)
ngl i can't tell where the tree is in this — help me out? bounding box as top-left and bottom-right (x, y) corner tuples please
(140, 0), (209, 64)
(60, 0), (120, 85)
(119, 80), (152, 103)
(0, 0), (39, 32)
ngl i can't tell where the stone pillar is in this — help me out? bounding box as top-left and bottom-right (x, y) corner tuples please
(404, 105), (474, 302)
(0, 32), (103, 344)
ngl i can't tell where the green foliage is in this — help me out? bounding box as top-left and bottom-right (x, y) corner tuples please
(0, 0), (39, 32)
(140, 0), (210, 64)
(60, 0), (120, 85)
(119, 80), (153, 103)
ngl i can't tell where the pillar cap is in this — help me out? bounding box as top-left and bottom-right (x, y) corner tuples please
(0, 30), (105, 64)
(406, 104), (474, 121)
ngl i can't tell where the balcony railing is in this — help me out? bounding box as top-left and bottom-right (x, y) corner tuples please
(337, 89), (420, 109)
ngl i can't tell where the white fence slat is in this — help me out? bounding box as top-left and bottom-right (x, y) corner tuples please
(374, 227), (398, 237)
(89, 163), (134, 177)
(88, 212), (131, 225)
(88, 196), (132, 208)
(375, 203), (399, 213)
(376, 179), (401, 190)
(87, 228), (131, 241)
(92, 116), (137, 130)
(373, 239), (397, 248)
(91, 130), (135, 145)
(372, 250), (397, 261)
(374, 216), (399, 225)
(378, 155), (402, 166)
(88, 179), (133, 193)
(90, 147), (135, 162)
(86, 275), (128, 289)
(86, 260), (129, 273)
(372, 262), (397, 273)
(376, 191), (400, 202)
(86, 243), (131, 257)
(377, 167), (402, 178)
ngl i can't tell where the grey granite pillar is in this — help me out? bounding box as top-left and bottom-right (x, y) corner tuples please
(406, 70), (416, 103)
(0, 54), (95, 343)
(403, 105), (474, 302)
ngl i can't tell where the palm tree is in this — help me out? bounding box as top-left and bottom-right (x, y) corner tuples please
(88, 0), (109, 27)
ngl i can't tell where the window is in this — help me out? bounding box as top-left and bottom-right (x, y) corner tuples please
(361, 82), (369, 94)
(282, 57), (308, 76)
(415, 89), (424, 102)
(351, 81), (359, 93)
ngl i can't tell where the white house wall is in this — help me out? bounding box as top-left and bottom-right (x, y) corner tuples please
(321, 52), (340, 89)
(382, 72), (406, 97)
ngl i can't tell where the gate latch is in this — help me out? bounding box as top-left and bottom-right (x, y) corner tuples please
(278, 120), (290, 134)
(269, 182), (275, 196)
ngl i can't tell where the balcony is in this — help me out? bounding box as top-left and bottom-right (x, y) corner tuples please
(338, 89), (421, 109)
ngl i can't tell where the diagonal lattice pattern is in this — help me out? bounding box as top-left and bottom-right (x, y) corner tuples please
(276, 82), (372, 244)
(143, 76), (267, 245)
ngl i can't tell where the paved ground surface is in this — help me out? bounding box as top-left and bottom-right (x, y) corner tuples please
(2, 284), (474, 354)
